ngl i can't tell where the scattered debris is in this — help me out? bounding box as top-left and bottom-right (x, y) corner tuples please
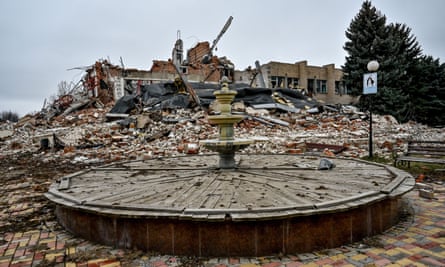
(416, 182), (436, 199)
(318, 158), (336, 170)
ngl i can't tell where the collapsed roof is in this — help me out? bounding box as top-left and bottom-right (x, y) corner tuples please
(110, 81), (321, 114)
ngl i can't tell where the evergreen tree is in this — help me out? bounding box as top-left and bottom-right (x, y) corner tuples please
(342, 1), (387, 97)
(406, 56), (445, 126)
(342, 0), (445, 126)
(370, 22), (422, 121)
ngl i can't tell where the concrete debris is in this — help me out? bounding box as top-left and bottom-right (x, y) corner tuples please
(1, 99), (444, 166)
(416, 182), (436, 199)
(0, 129), (13, 140)
(318, 158), (336, 170)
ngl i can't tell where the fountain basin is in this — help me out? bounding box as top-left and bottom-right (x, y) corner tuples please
(45, 154), (414, 256)
(206, 114), (245, 125)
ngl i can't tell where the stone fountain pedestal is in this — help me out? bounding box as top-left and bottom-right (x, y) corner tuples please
(200, 77), (253, 169)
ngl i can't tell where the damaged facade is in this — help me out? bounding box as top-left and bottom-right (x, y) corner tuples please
(38, 14), (359, 124)
(79, 38), (236, 106)
(60, 36), (354, 118)
(235, 61), (354, 104)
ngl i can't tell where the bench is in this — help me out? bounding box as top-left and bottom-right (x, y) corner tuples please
(394, 140), (445, 167)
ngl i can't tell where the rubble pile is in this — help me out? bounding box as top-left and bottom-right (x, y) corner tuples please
(1, 103), (443, 165)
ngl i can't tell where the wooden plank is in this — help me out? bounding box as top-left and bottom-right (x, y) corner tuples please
(46, 154), (414, 220)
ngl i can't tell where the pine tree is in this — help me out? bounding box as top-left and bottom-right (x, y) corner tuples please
(341, 1), (445, 125)
(407, 56), (445, 126)
(370, 22), (422, 121)
(342, 1), (387, 97)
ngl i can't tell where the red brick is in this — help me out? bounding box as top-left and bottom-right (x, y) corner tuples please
(33, 252), (44, 260)
(151, 261), (168, 267)
(315, 258), (334, 265)
(229, 258), (239, 264)
(409, 254), (425, 261)
(14, 249), (25, 257)
(420, 242), (440, 249)
(45, 241), (56, 249)
(39, 232), (49, 239)
(366, 252), (383, 260)
(421, 257), (445, 266)
(56, 242), (65, 250)
(374, 258), (392, 267)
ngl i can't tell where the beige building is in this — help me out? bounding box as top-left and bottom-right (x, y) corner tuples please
(235, 60), (356, 104)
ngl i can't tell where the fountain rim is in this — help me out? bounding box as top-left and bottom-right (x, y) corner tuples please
(45, 154), (415, 222)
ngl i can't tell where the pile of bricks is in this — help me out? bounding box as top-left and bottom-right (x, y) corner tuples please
(1, 106), (444, 165)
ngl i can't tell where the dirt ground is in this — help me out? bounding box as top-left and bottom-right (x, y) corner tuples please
(0, 152), (100, 235)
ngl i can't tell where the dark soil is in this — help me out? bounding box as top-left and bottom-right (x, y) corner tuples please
(0, 152), (98, 234)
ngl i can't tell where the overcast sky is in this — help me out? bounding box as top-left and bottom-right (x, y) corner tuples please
(1, 0), (444, 116)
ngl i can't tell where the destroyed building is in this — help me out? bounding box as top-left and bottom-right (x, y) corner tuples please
(33, 13), (365, 131)
(62, 41), (354, 117)
(62, 14), (355, 112)
(50, 13), (354, 117)
(235, 61), (355, 104)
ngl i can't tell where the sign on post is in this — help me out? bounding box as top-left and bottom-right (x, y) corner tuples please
(363, 72), (377, 94)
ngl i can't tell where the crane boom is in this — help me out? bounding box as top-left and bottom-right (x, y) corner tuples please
(210, 16), (233, 53)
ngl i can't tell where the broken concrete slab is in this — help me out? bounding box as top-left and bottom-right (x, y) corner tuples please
(0, 129), (13, 139)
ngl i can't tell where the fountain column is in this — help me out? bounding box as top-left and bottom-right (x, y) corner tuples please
(202, 77), (253, 169)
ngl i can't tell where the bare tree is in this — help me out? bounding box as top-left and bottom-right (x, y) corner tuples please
(0, 110), (19, 122)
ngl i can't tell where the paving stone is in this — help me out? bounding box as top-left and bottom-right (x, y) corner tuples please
(345, 258), (365, 267)
(284, 262), (303, 267)
(420, 256), (445, 266)
(296, 253), (318, 261)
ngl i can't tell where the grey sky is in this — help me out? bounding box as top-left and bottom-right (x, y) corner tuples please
(1, 0), (444, 116)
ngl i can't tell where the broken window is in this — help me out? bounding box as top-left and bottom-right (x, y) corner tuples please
(335, 81), (341, 95)
(180, 66), (188, 74)
(316, 80), (327, 94)
(287, 77), (299, 88)
(271, 76), (298, 88)
(335, 80), (352, 95)
(307, 79), (314, 96)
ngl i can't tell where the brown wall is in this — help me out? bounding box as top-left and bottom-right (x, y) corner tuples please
(235, 60), (356, 105)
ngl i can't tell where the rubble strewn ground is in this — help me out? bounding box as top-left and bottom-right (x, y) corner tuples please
(2, 104), (444, 161)
(0, 103), (444, 266)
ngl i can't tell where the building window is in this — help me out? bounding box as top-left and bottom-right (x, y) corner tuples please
(270, 76), (276, 88)
(270, 76), (281, 88)
(307, 79), (314, 96)
(271, 76), (298, 88)
(335, 81), (341, 94)
(287, 77), (299, 88)
(316, 80), (327, 94)
(335, 80), (351, 95)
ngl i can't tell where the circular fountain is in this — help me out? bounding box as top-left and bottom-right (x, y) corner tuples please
(45, 79), (415, 257)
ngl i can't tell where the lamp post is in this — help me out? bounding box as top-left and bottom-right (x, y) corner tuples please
(364, 60), (379, 158)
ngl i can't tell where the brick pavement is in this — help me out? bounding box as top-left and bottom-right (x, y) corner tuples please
(1, 184), (444, 267)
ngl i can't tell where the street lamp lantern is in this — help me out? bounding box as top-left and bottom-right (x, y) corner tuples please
(367, 60), (379, 72)
(364, 60), (379, 158)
